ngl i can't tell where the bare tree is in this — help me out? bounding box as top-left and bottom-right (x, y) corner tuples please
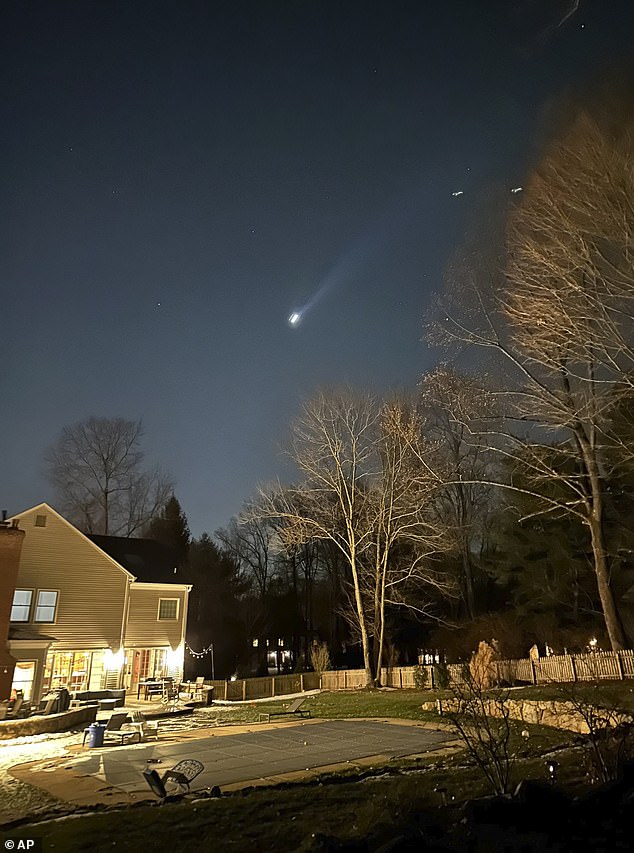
(45, 416), (172, 536)
(433, 109), (634, 649)
(419, 367), (495, 619)
(252, 391), (453, 686)
(216, 516), (275, 600)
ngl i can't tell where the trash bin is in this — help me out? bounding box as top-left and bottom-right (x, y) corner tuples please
(87, 722), (105, 748)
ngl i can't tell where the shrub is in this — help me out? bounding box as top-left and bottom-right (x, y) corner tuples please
(433, 662), (451, 690)
(444, 666), (514, 795)
(310, 641), (332, 676)
(413, 665), (429, 690)
(469, 640), (500, 690)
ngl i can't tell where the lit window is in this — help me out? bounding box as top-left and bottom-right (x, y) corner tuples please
(252, 639), (258, 647)
(158, 599), (178, 620)
(34, 590), (58, 622)
(11, 590), (32, 622)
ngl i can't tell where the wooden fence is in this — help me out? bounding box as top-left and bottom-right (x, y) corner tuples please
(200, 650), (634, 701)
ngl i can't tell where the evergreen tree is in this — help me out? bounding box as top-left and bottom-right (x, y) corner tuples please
(185, 534), (249, 679)
(144, 495), (190, 564)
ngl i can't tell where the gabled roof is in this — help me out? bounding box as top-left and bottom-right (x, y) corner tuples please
(9, 503), (136, 581)
(88, 535), (191, 585)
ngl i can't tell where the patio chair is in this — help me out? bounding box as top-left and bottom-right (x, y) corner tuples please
(258, 695), (311, 723)
(142, 759), (205, 800)
(6, 692), (24, 719)
(193, 676), (205, 701)
(129, 710), (160, 741)
(161, 683), (180, 708)
(37, 696), (57, 716)
(83, 711), (141, 746)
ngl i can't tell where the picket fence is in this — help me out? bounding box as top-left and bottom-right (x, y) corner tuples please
(205, 649), (634, 701)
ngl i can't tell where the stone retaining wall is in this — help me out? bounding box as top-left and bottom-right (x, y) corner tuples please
(422, 698), (633, 734)
(0, 705), (98, 739)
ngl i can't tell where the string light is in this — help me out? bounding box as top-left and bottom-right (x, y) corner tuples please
(185, 641), (214, 659)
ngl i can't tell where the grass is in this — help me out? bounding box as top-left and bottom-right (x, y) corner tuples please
(0, 684), (625, 852)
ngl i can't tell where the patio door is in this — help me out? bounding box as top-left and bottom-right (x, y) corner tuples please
(12, 661), (36, 701)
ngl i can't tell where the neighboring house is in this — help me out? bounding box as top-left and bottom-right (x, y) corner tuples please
(5, 503), (191, 706)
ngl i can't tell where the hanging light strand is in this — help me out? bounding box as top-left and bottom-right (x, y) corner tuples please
(185, 641), (214, 659)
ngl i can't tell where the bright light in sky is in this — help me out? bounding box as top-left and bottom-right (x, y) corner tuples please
(288, 311), (302, 327)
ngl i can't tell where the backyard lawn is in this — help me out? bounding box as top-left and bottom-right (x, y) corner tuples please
(1, 684), (629, 852)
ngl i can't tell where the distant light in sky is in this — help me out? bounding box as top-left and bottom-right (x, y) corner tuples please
(511, 187), (523, 193)
(288, 311), (302, 327)
(451, 190), (464, 197)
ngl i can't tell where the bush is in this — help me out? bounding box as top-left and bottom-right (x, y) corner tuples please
(469, 640), (500, 690)
(433, 662), (451, 690)
(310, 641), (332, 676)
(413, 665), (429, 690)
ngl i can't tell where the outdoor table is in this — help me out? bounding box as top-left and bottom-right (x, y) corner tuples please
(137, 681), (164, 700)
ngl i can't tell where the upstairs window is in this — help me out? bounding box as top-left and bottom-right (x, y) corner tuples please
(158, 598), (178, 620)
(11, 590), (32, 622)
(34, 590), (58, 622)
(34, 515), (47, 527)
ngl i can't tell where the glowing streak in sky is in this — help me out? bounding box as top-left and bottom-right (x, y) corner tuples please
(287, 205), (397, 327)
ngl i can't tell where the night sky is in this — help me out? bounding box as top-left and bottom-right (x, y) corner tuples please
(3, 1), (633, 536)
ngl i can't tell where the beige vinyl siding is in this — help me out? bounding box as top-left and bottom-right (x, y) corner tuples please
(13, 507), (129, 650)
(125, 585), (187, 648)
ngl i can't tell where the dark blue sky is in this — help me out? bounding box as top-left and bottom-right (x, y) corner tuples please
(2, 1), (632, 536)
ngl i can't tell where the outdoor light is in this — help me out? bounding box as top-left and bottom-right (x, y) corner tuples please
(104, 648), (124, 671)
(546, 760), (559, 784)
(166, 645), (184, 669)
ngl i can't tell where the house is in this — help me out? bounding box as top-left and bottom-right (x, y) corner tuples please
(3, 503), (191, 706)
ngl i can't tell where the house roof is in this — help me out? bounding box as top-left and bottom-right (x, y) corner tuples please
(88, 535), (191, 585)
(9, 503), (137, 580)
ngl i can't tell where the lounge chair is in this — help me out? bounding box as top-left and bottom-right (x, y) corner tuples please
(258, 696), (311, 723)
(6, 692), (25, 719)
(37, 696), (57, 716)
(83, 711), (141, 746)
(129, 710), (160, 741)
(142, 759), (205, 801)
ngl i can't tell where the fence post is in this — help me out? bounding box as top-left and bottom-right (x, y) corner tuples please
(616, 651), (625, 680)
(399, 669), (403, 689)
(530, 660), (537, 685)
(300, 673), (304, 692)
(430, 665), (435, 690)
(271, 676), (275, 697)
(569, 655), (577, 682)
(242, 679), (247, 701)
(344, 669), (348, 689)
(224, 680), (228, 701)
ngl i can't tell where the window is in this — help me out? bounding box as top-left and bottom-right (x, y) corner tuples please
(158, 598), (178, 620)
(10, 590), (32, 622)
(34, 590), (58, 622)
(34, 514), (47, 527)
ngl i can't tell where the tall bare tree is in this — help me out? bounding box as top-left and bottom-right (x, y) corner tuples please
(433, 107), (634, 649)
(419, 367), (494, 619)
(253, 391), (452, 685)
(45, 416), (172, 536)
